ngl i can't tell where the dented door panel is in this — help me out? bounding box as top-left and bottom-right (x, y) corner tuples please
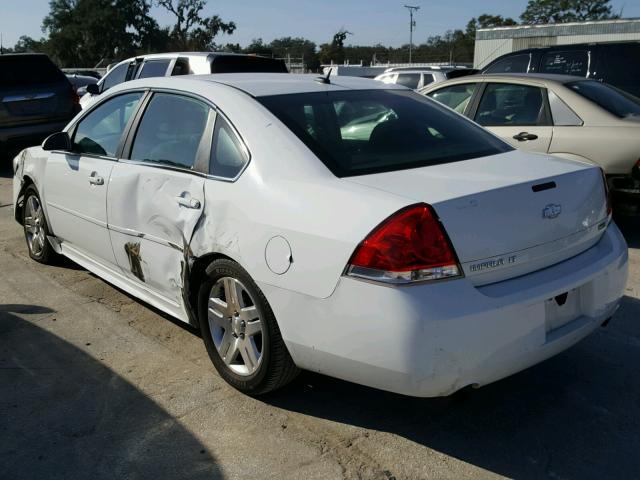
(107, 162), (205, 308)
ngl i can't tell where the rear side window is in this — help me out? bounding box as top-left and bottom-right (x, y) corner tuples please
(396, 73), (421, 89)
(428, 83), (477, 114)
(600, 44), (640, 98)
(259, 90), (511, 177)
(540, 51), (588, 76)
(130, 93), (210, 169)
(422, 74), (435, 86)
(484, 54), (530, 74)
(0, 55), (66, 87)
(210, 117), (249, 178)
(101, 62), (129, 91)
(137, 60), (170, 79)
(476, 83), (547, 126)
(210, 56), (288, 73)
(567, 80), (640, 119)
(73, 92), (143, 156)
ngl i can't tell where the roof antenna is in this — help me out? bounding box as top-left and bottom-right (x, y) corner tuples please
(316, 68), (332, 84)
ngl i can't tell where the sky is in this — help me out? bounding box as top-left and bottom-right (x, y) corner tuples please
(1, 0), (640, 49)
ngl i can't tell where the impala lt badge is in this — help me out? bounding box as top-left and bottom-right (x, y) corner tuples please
(543, 204), (562, 219)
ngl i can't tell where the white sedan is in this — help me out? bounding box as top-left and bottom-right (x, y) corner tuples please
(12, 74), (628, 396)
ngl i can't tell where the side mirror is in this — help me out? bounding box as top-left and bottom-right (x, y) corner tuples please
(42, 132), (71, 151)
(86, 83), (100, 95)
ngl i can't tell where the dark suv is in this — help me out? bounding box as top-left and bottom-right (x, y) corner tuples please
(481, 42), (640, 98)
(1, 54), (79, 157)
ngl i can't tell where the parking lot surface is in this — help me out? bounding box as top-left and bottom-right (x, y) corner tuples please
(1, 161), (639, 480)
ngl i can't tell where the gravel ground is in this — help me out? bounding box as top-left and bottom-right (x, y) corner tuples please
(1, 161), (639, 480)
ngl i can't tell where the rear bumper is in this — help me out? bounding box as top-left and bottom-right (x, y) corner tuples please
(0, 119), (69, 152)
(261, 223), (629, 397)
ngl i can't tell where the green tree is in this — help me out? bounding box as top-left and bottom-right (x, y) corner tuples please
(318, 29), (352, 65)
(466, 14), (517, 38)
(270, 37), (319, 71)
(156, 0), (235, 50)
(11, 36), (49, 54)
(244, 38), (273, 56)
(43, 0), (162, 66)
(521, 0), (619, 24)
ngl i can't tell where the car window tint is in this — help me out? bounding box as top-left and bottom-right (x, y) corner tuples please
(540, 51), (588, 76)
(476, 83), (545, 126)
(422, 74), (435, 86)
(396, 73), (421, 89)
(171, 58), (191, 76)
(210, 116), (249, 178)
(484, 54), (530, 74)
(130, 93), (210, 169)
(137, 60), (170, 79)
(548, 90), (583, 126)
(102, 63), (129, 91)
(259, 90), (511, 178)
(73, 92), (143, 156)
(0, 55), (66, 86)
(600, 44), (640, 98)
(428, 83), (477, 114)
(567, 80), (640, 119)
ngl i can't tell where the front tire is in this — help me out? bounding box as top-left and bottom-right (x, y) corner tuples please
(198, 259), (299, 395)
(22, 185), (55, 264)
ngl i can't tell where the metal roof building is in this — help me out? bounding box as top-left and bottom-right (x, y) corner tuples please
(474, 18), (640, 69)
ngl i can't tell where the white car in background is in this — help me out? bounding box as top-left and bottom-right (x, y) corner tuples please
(79, 52), (288, 109)
(374, 66), (478, 91)
(421, 73), (640, 203)
(13, 74), (628, 397)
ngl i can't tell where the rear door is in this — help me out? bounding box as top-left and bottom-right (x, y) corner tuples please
(44, 91), (144, 267)
(472, 82), (553, 153)
(107, 92), (211, 308)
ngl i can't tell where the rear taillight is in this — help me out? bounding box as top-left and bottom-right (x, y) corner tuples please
(345, 203), (462, 284)
(600, 168), (612, 217)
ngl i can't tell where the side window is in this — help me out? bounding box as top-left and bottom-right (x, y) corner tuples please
(475, 83), (546, 127)
(101, 63), (129, 91)
(422, 74), (434, 86)
(428, 83), (477, 114)
(396, 73), (421, 89)
(548, 90), (582, 126)
(377, 74), (396, 84)
(73, 92), (143, 156)
(130, 93), (210, 169)
(600, 45), (640, 97)
(210, 116), (249, 178)
(137, 60), (171, 79)
(540, 51), (588, 77)
(171, 58), (191, 76)
(484, 54), (530, 74)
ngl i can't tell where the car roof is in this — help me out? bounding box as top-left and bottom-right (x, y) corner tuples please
(190, 73), (408, 97)
(424, 73), (592, 87)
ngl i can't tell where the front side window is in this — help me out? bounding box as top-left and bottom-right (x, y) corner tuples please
(210, 117), (249, 178)
(137, 60), (170, 79)
(484, 54), (530, 74)
(73, 92), (143, 156)
(540, 51), (588, 77)
(130, 93), (210, 169)
(101, 63), (129, 91)
(396, 73), (421, 89)
(476, 83), (546, 126)
(567, 80), (640, 119)
(259, 90), (512, 177)
(428, 83), (477, 114)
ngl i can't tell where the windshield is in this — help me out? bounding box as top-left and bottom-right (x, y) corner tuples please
(566, 80), (640, 119)
(259, 89), (512, 177)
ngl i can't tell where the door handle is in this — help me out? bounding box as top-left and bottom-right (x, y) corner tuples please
(513, 132), (538, 142)
(176, 195), (201, 209)
(88, 172), (104, 185)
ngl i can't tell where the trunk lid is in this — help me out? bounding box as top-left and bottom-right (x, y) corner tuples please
(346, 150), (609, 285)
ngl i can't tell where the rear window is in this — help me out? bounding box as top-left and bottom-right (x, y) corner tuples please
(396, 73), (421, 89)
(0, 55), (66, 87)
(540, 50), (588, 76)
(210, 56), (288, 74)
(484, 54), (530, 74)
(259, 90), (512, 177)
(567, 80), (640, 119)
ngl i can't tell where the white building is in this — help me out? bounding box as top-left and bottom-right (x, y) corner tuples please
(474, 18), (640, 69)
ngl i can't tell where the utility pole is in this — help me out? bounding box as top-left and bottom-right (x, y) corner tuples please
(404, 5), (420, 64)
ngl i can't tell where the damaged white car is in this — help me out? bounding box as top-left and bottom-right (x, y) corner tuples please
(13, 74), (628, 397)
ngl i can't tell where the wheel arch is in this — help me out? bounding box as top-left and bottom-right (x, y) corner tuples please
(14, 175), (36, 225)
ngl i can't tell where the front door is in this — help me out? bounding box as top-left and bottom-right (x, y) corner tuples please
(473, 82), (553, 153)
(107, 92), (212, 312)
(44, 92), (144, 268)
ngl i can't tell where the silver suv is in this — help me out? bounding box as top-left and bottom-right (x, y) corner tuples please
(374, 66), (477, 91)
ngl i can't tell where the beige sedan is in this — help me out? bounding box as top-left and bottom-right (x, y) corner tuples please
(420, 73), (640, 201)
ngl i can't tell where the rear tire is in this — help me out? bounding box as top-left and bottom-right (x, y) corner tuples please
(198, 259), (299, 395)
(22, 185), (56, 264)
